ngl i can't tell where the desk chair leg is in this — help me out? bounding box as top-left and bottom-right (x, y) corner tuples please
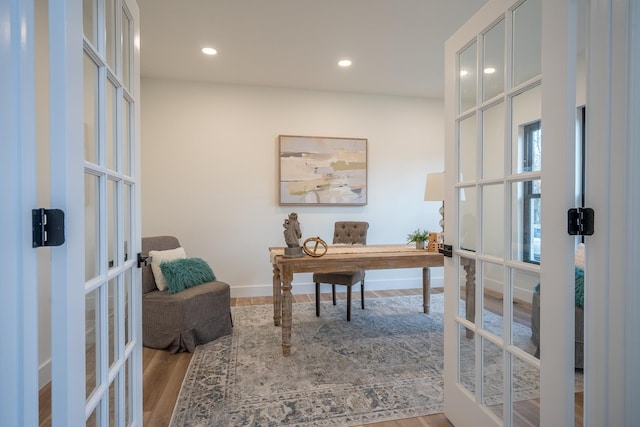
(332, 285), (337, 305)
(347, 286), (352, 321)
(315, 282), (320, 317)
(360, 280), (365, 309)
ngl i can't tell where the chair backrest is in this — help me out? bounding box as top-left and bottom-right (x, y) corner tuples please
(332, 221), (369, 245)
(141, 235), (181, 294)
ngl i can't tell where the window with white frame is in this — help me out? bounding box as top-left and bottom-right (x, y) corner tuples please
(522, 121), (541, 264)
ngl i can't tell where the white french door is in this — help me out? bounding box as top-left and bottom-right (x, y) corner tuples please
(49, 0), (142, 425)
(78, 0), (142, 424)
(443, 0), (581, 425)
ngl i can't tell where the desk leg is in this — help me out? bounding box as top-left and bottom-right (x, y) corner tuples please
(281, 265), (293, 357)
(422, 267), (431, 314)
(272, 264), (282, 326)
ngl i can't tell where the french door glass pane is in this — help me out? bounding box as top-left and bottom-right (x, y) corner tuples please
(483, 19), (505, 101)
(108, 278), (118, 367)
(459, 322), (476, 394)
(109, 375), (119, 423)
(83, 0), (97, 46)
(482, 261), (504, 338)
(512, 354), (540, 427)
(482, 337), (504, 417)
(458, 256), (475, 320)
(482, 102), (505, 179)
(83, 53), (99, 164)
(482, 184), (504, 257)
(122, 10), (131, 90)
(126, 357), (133, 424)
(513, 0), (541, 86)
(527, 195), (541, 262)
(87, 404), (99, 427)
(122, 99), (131, 176)
(85, 173), (100, 281)
(459, 41), (477, 113)
(85, 287), (101, 399)
(510, 180), (541, 263)
(124, 269), (132, 346)
(106, 80), (117, 171)
(511, 267), (540, 357)
(124, 183), (131, 263)
(108, 180), (117, 269)
(459, 256), (477, 353)
(459, 186), (477, 252)
(459, 115), (477, 182)
(105, 0), (116, 70)
(511, 85), (541, 174)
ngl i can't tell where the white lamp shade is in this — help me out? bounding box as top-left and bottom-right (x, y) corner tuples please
(424, 172), (444, 201)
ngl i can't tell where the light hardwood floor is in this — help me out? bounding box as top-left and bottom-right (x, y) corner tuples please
(39, 288), (582, 427)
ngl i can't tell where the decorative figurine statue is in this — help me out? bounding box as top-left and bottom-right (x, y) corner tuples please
(283, 212), (304, 257)
(283, 212), (302, 247)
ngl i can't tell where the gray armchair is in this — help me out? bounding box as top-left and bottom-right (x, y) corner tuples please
(141, 236), (232, 353)
(531, 244), (585, 369)
(531, 283), (584, 369)
(314, 221), (369, 321)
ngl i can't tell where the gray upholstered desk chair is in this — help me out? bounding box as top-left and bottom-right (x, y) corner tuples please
(314, 221), (369, 321)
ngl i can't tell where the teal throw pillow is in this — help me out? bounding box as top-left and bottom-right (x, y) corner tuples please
(160, 257), (216, 294)
(533, 267), (584, 308)
(574, 267), (584, 308)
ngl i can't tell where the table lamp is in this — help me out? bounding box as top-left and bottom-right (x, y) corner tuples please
(424, 172), (445, 236)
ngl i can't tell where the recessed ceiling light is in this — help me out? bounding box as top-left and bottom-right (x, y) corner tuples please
(484, 67), (496, 74)
(460, 70), (469, 77)
(338, 59), (352, 67)
(202, 47), (218, 56)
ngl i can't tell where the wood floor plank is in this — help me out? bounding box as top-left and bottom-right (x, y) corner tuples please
(143, 350), (192, 427)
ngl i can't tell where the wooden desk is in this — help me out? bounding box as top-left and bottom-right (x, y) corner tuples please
(269, 245), (444, 356)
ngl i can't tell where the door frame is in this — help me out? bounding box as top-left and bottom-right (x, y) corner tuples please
(538, 0), (578, 424)
(0, 0), (39, 425)
(583, 0), (640, 425)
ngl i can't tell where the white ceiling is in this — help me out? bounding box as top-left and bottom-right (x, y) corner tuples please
(137, 0), (488, 99)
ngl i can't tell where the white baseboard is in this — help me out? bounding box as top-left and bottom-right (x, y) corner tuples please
(480, 277), (534, 304)
(230, 275), (444, 298)
(514, 288), (534, 304)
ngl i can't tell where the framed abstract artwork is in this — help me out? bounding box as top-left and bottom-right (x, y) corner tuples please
(279, 135), (368, 206)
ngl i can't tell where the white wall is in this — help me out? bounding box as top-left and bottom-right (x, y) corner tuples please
(140, 79), (445, 296)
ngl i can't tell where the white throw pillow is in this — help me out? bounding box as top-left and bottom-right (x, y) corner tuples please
(149, 247), (186, 291)
(575, 243), (585, 270)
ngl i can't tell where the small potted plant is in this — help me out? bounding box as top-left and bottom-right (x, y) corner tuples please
(407, 228), (430, 249)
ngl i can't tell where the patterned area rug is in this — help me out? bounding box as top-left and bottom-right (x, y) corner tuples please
(170, 294), (540, 426)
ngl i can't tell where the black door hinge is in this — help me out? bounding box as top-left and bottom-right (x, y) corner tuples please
(568, 207), (594, 236)
(32, 208), (65, 247)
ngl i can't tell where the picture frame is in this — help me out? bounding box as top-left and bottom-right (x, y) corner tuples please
(279, 135), (368, 206)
